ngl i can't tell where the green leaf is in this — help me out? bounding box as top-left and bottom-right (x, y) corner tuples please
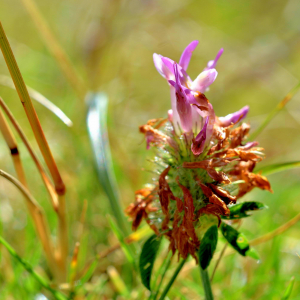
(221, 223), (259, 260)
(0, 235), (67, 300)
(86, 92), (129, 236)
(198, 225), (218, 270)
(282, 276), (295, 300)
(139, 234), (161, 291)
(222, 201), (267, 220)
(255, 161), (300, 176)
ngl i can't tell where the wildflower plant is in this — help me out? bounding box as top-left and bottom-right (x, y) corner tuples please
(126, 41), (274, 298)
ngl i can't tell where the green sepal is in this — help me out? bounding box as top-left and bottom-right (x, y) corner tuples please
(139, 234), (161, 291)
(222, 201), (267, 220)
(198, 225), (218, 270)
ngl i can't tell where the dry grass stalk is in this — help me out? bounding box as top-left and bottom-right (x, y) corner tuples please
(0, 97), (58, 210)
(0, 109), (27, 187)
(20, 0), (87, 99)
(0, 169), (58, 277)
(0, 22), (68, 281)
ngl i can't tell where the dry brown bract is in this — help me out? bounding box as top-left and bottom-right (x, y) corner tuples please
(125, 186), (159, 233)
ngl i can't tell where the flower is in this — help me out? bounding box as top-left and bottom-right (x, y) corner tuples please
(126, 43), (272, 261)
(153, 41), (222, 147)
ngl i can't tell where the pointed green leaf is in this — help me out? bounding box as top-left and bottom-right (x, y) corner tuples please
(255, 161), (300, 176)
(198, 225), (218, 270)
(221, 223), (259, 259)
(139, 234), (161, 291)
(222, 201), (267, 220)
(86, 92), (129, 236)
(282, 276), (295, 300)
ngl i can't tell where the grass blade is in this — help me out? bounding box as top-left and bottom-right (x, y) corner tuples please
(107, 215), (137, 271)
(0, 75), (72, 126)
(248, 81), (300, 140)
(255, 161), (300, 176)
(107, 266), (129, 297)
(0, 235), (67, 300)
(86, 92), (129, 235)
(282, 276), (295, 300)
(0, 169), (59, 278)
(0, 22), (65, 196)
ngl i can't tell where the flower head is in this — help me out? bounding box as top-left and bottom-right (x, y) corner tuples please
(126, 43), (272, 261)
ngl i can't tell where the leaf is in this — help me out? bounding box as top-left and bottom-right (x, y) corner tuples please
(139, 234), (161, 291)
(255, 161), (300, 176)
(198, 225), (218, 270)
(0, 235), (67, 300)
(86, 92), (129, 236)
(221, 223), (259, 259)
(282, 276), (295, 300)
(0, 75), (73, 126)
(222, 201), (267, 220)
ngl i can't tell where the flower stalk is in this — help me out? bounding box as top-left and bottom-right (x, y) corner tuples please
(200, 268), (214, 300)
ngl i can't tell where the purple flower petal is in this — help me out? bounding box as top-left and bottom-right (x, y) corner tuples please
(205, 48), (224, 70)
(153, 54), (174, 79)
(179, 40), (199, 71)
(218, 106), (249, 127)
(190, 69), (218, 92)
(239, 141), (259, 150)
(168, 63), (193, 132)
(191, 117), (209, 155)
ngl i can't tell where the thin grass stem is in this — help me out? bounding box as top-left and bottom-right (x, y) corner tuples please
(0, 75), (73, 126)
(20, 0), (87, 99)
(152, 253), (173, 300)
(0, 22), (66, 197)
(158, 258), (187, 300)
(250, 211), (300, 246)
(0, 169), (58, 278)
(248, 81), (300, 140)
(0, 97), (58, 210)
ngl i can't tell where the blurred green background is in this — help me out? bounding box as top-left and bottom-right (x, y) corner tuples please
(0, 0), (300, 299)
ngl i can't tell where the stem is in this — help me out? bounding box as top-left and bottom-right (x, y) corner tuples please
(158, 258), (187, 300)
(0, 22), (65, 196)
(20, 0), (87, 99)
(200, 268), (214, 300)
(0, 169), (58, 278)
(152, 253), (173, 300)
(248, 81), (300, 141)
(210, 243), (228, 282)
(0, 97), (58, 211)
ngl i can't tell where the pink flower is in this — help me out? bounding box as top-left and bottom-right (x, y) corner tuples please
(153, 41), (223, 154)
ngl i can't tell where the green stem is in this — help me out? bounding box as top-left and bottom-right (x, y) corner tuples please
(158, 258), (187, 300)
(152, 253), (173, 300)
(200, 268), (214, 300)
